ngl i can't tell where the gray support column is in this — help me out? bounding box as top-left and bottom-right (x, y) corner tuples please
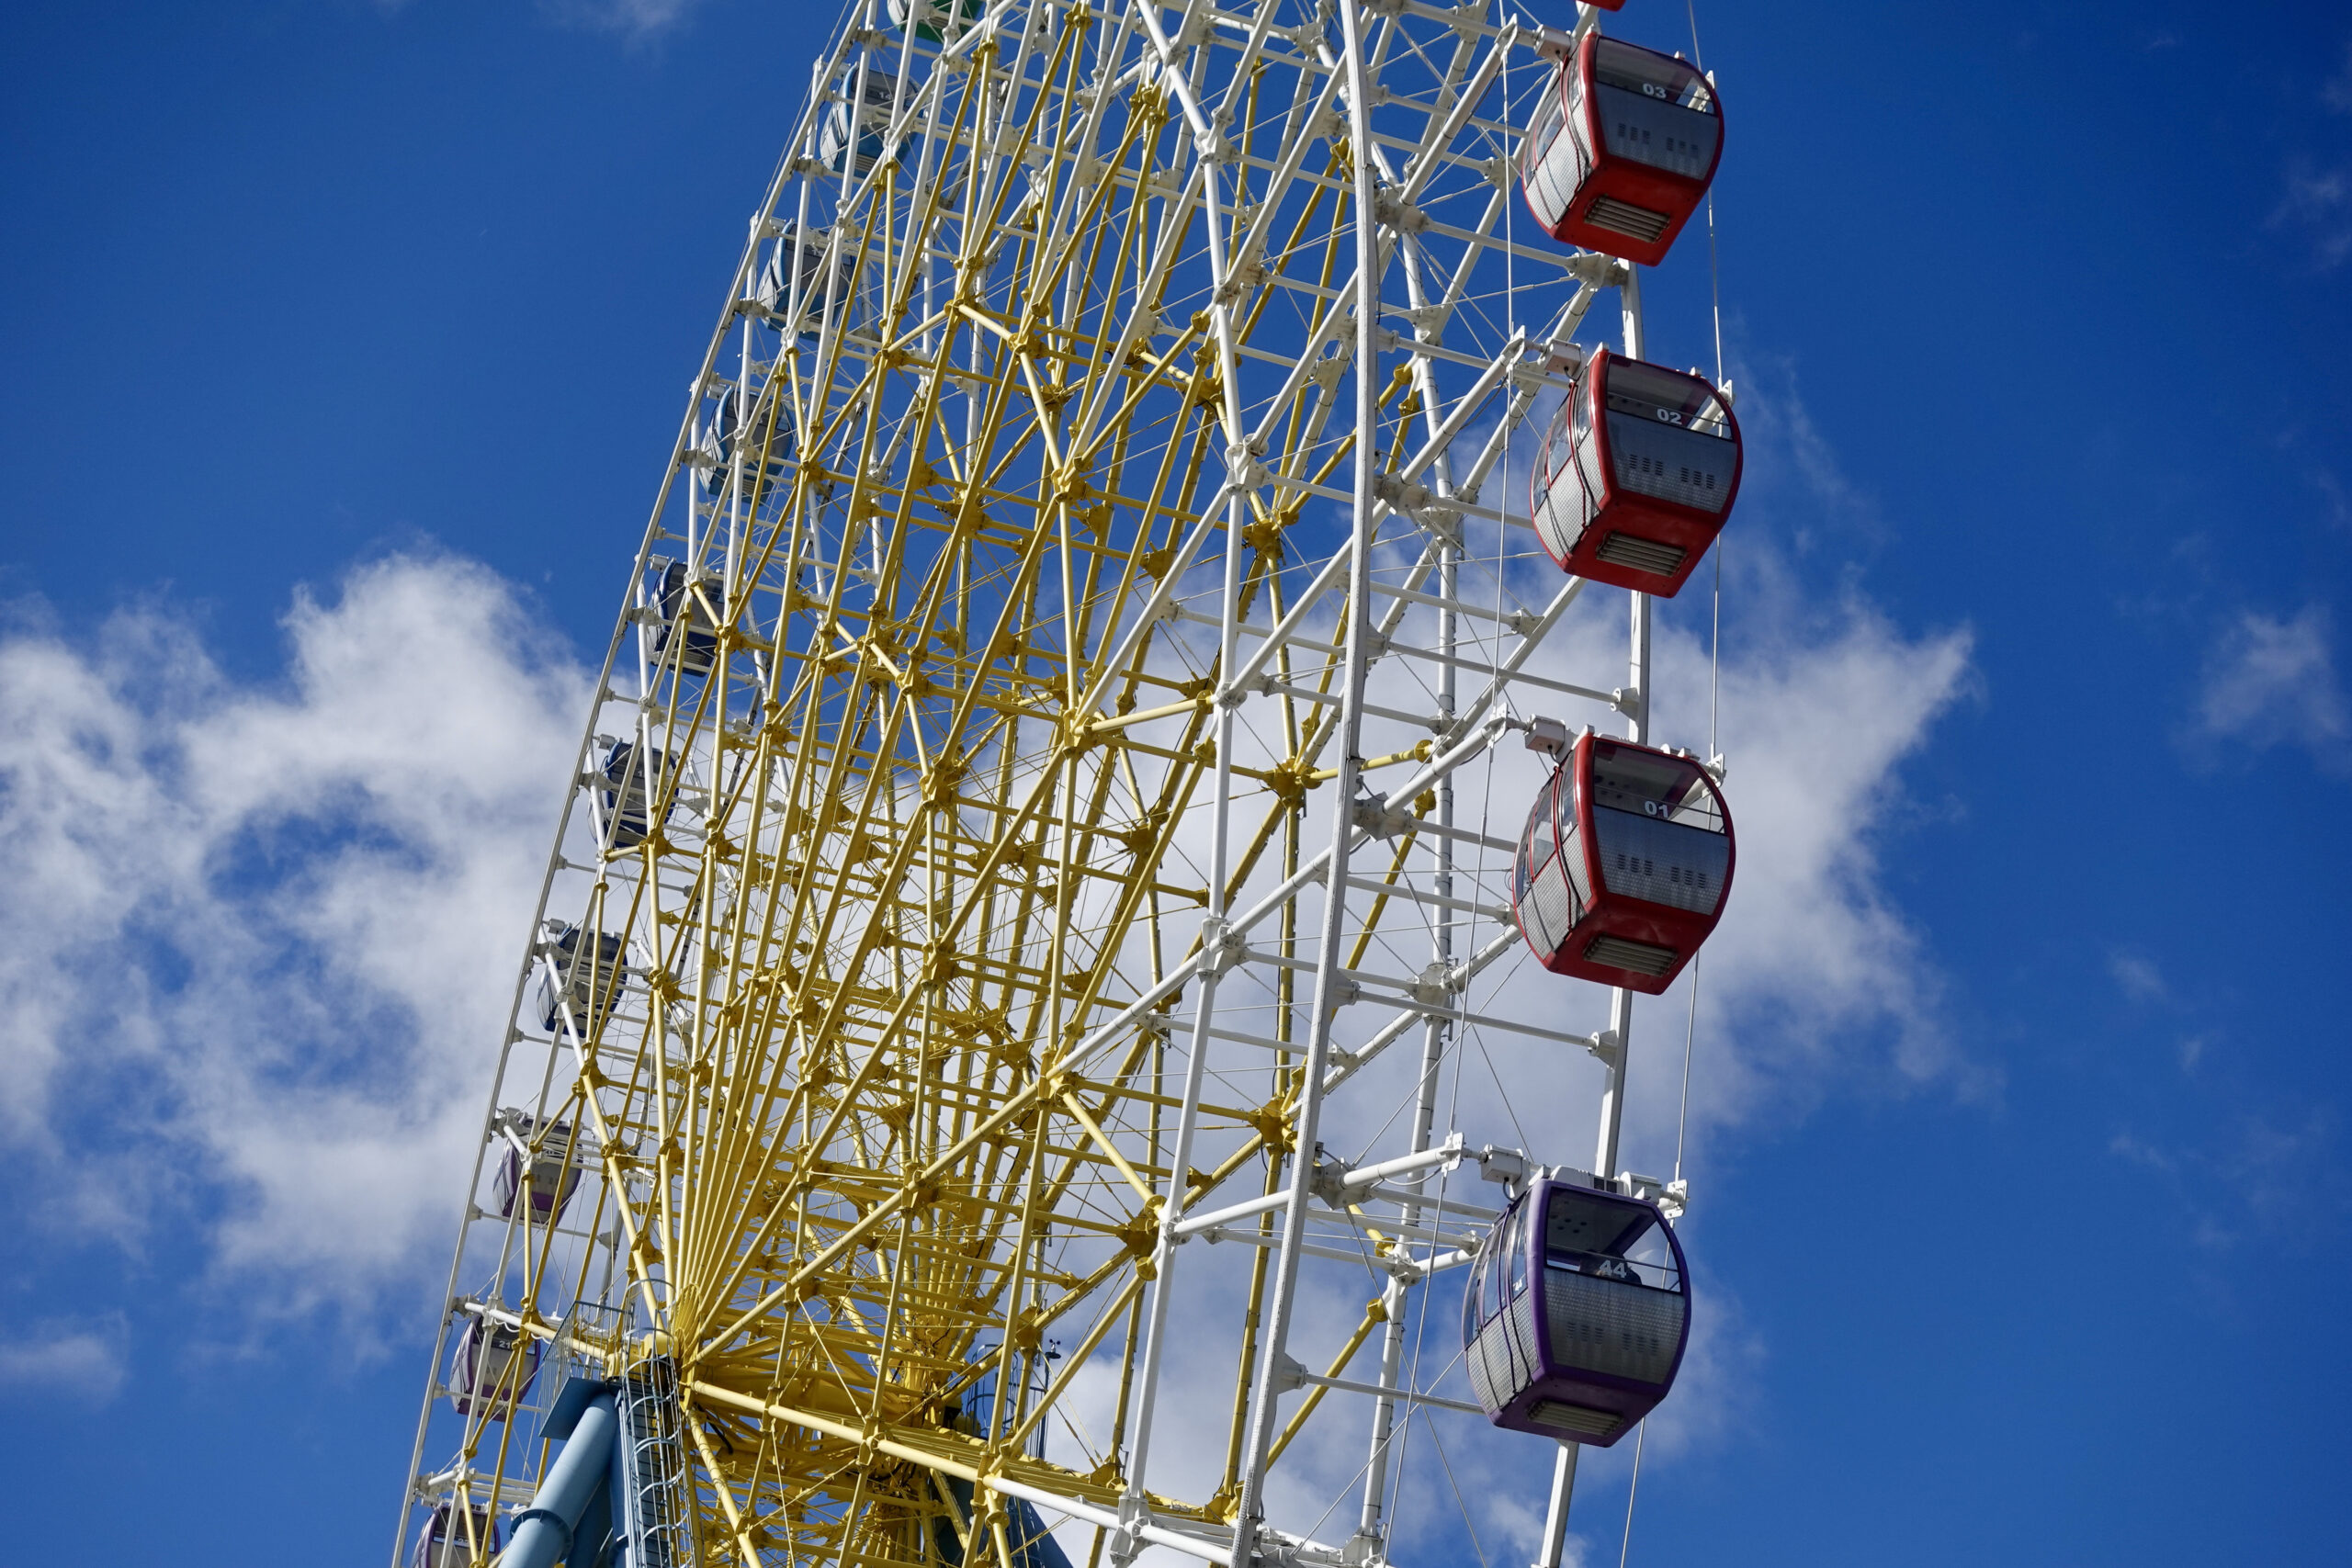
(503, 1392), (620, 1568)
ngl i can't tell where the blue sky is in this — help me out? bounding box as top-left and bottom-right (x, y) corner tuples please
(2, 2), (2348, 1564)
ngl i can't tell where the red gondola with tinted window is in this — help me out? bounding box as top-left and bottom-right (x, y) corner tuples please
(1532, 347), (1739, 596)
(1513, 733), (1732, 993)
(1521, 35), (1721, 267)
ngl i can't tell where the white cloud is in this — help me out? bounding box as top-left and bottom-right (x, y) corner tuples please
(2190, 605), (2348, 767)
(0, 369), (1974, 1551)
(0, 553), (588, 1320)
(0, 1316), (129, 1403)
(2324, 39), (2352, 114)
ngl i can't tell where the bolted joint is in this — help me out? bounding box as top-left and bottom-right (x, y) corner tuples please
(1566, 252), (1631, 288)
(1307, 1144), (1351, 1205)
(1107, 1495), (1153, 1568)
(1198, 916), (1245, 976)
(1408, 959), (1458, 1009)
(1351, 791), (1414, 841)
(1370, 186), (1429, 234)
(1370, 469), (1433, 515)
(1318, 976), (1362, 1017)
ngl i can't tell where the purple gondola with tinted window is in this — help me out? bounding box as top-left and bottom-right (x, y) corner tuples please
(538, 924), (626, 1042)
(492, 1113), (582, 1225)
(411, 1502), (502, 1568)
(447, 1314), (539, 1422)
(1461, 1177), (1689, 1446)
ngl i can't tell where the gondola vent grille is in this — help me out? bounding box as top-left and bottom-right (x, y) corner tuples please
(1595, 532), (1688, 578)
(1584, 196), (1671, 243)
(1584, 934), (1678, 976)
(1529, 1400), (1619, 1438)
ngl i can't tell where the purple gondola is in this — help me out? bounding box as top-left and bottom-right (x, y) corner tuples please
(1461, 1177), (1689, 1446)
(538, 924), (625, 1042)
(447, 1314), (539, 1422)
(410, 1502), (502, 1568)
(492, 1115), (582, 1225)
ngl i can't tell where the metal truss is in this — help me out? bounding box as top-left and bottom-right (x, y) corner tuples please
(392, 4), (1694, 1567)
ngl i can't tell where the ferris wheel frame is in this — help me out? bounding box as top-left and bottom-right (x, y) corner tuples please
(390, 5), (1728, 1567)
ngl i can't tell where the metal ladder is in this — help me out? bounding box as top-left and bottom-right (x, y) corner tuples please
(614, 1355), (697, 1568)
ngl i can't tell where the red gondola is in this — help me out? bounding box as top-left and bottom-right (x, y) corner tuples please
(1531, 347), (1740, 596)
(1521, 35), (1721, 267)
(1512, 732), (1732, 994)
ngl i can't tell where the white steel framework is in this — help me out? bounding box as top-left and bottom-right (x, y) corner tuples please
(392, 4), (1721, 1567)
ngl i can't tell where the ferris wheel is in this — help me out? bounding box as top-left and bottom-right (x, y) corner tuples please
(390, 3), (1740, 1567)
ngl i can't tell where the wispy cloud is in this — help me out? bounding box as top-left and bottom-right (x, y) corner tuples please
(2313, 468), (2351, 532)
(2324, 38), (2352, 114)
(539, 0), (707, 37)
(2111, 1109), (2345, 1251)
(0, 553), (586, 1323)
(2108, 950), (2168, 1005)
(1715, 352), (1881, 550)
(2272, 159), (2352, 269)
(0, 1316), (129, 1404)
(2188, 605), (2349, 768)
